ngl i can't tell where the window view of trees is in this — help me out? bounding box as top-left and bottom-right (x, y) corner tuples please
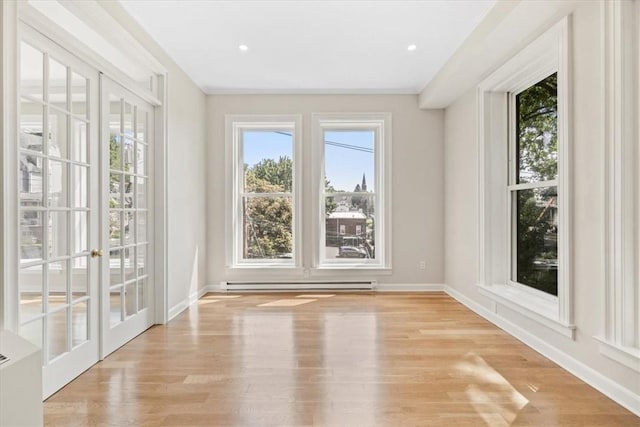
(234, 125), (382, 265)
(243, 156), (293, 259)
(109, 135), (135, 246)
(513, 73), (558, 296)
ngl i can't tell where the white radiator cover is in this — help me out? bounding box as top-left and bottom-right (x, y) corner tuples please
(0, 330), (43, 426)
(222, 280), (376, 291)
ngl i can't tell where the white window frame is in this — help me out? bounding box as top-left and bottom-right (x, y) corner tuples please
(225, 115), (302, 269)
(507, 77), (560, 299)
(597, 0), (640, 372)
(312, 113), (392, 270)
(477, 17), (575, 339)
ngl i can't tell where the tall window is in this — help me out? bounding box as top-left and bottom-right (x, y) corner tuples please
(227, 116), (301, 267)
(510, 73), (559, 296)
(477, 18), (572, 337)
(314, 114), (391, 268)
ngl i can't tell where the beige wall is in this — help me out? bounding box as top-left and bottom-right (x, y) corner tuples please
(444, 0), (640, 397)
(207, 95), (444, 286)
(165, 73), (207, 311)
(444, 89), (478, 299)
(101, 2), (208, 314)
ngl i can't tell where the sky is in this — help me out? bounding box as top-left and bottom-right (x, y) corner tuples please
(243, 130), (374, 192)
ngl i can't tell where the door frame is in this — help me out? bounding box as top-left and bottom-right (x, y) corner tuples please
(1, 0), (169, 364)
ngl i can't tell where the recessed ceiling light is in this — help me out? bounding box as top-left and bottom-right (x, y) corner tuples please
(239, 44), (249, 52)
(407, 44), (417, 52)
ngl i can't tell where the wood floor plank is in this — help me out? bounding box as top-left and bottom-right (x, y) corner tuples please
(44, 293), (638, 426)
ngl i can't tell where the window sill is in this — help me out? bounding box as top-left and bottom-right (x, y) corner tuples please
(228, 263), (299, 268)
(595, 338), (640, 372)
(225, 265), (303, 274)
(478, 283), (576, 339)
(223, 266), (393, 279)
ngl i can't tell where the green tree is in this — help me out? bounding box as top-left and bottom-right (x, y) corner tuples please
(109, 137), (121, 244)
(515, 73), (559, 295)
(325, 178), (337, 215)
(517, 73), (558, 182)
(110, 136), (121, 171)
(516, 188), (558, 295)
(249, 156), (292, 191)
(244, 157), (293, 258)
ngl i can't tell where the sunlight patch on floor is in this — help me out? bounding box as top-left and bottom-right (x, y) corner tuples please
(96, 361), (139, 369)
(296, 294), (335, 298)
(203, 294), (241, 299)
(184, 374), (228, 384)
(258, 299), (316, 307)
(420, 329), (503, 336)
(197, 299), (219, 305)
(456, 352), (529, 427)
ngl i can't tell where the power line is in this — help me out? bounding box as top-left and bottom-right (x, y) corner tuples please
(274, 130), (373, 154)
(325, 140), (373, 153)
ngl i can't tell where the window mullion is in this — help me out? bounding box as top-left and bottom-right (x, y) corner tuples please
(324, 191), (377, 197)
(508, 180), (558, 192)
(241, 192), (292, 198)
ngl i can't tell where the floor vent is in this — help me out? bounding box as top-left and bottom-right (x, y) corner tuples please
(222, 281), (376, 292)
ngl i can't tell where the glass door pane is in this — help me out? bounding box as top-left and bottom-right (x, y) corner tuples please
(101, 76), (154, 358)
(18, 29), (100, 398)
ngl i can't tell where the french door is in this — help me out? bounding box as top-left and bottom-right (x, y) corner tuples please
(18, 27), (100, 398)
(16, 26), (156, 397)
(100, 76), (155, 357)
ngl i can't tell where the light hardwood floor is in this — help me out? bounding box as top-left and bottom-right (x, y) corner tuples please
(44, 293), (638, 426)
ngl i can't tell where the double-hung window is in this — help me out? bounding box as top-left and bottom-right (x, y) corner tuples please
(226, 113), (390, 271)
(477, 18), (573, 337)
(509, 73), (559, 296)
(313, 113), (391, 269)
(226, 115), (302, 267)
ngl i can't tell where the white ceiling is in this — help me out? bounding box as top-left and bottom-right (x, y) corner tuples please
(119, 0), (495, 94)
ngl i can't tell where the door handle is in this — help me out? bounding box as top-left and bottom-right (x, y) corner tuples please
(91, 249), (103, 258)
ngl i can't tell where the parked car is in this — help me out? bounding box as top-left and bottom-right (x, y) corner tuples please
(277, 253), (293, 259)
(337, 246), (367, 258)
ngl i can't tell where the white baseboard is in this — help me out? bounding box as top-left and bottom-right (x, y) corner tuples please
(443, 285), (640, 417)
(167, 286), (209, 322)
(203, 283), (225, 293)
(376, 283), (444, 292)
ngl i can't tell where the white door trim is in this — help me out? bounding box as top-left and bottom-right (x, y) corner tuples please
(1, 0), (20, 332)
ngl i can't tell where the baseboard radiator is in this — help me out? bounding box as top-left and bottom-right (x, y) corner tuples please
(221, 280), (376, 292)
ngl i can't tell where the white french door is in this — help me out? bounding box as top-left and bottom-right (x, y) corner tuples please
(16, 26), (157, 397)
(17, 27), (100, 398)
(100, 76), (155, 357)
